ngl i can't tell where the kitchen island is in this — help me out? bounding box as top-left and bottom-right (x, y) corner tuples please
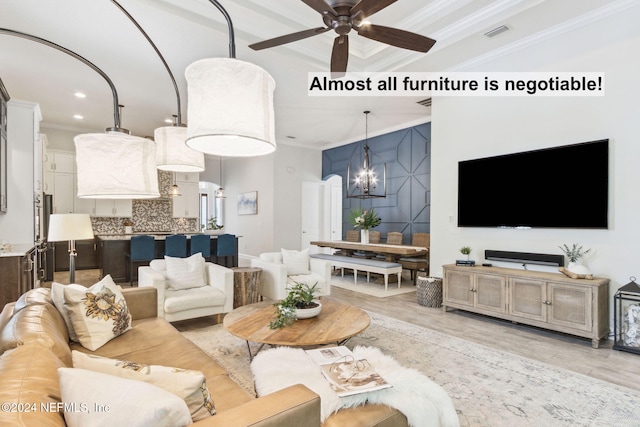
(96, 233), (239, 283)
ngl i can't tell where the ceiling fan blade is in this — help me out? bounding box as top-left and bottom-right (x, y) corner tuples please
(301, 0), (337, 16)
(330, 35), (349, 77)
(249, 27), (330, 50)
(350, 0), (397, 20)
(357, 24), (436, 53)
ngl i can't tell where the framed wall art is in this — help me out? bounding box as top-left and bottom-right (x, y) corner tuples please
(237, 191), (257, 215)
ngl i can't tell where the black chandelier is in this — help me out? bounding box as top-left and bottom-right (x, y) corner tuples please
(346, 111), (386, 199)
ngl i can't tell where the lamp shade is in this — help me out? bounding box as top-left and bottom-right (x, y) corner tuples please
(75, 133), (160, 199)
(185, 58), (276, 157)
(155, 126), (205, 172)
(47, 214), (94, 242)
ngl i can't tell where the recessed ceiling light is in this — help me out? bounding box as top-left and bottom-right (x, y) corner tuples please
(73, 114), (83, 120)
(74, 92), (86, 98)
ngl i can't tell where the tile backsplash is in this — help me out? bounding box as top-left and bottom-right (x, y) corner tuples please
(91, 171), (200, 235)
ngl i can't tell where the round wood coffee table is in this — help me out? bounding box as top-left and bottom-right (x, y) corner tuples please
(223, 298), (370, 360)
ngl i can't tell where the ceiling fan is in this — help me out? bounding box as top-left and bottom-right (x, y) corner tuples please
(249, 0), (436, 75)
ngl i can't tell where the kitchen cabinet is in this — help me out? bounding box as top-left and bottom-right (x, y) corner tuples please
(172, 172), (200, 218)
(0, 247), (36, 308)
(94, 199), (132, 217)
(0, 85), (7, 213)
(443, 264), (609, 348)
(43, 150), (75, 214)
(172, 181), (199, 218)
(54, 239), (98, 271)
(44, 151), (74, 173)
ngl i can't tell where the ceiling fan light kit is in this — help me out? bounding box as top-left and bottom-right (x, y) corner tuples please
(185, 57), (276, 157)
(249, 0), (436, 75)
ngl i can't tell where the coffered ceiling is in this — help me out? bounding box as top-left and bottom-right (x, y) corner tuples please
(0, 0), (630, 150)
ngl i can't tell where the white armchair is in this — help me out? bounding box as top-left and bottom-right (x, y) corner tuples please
(250, 249), (331, 301)
(138, 258), (234, 322)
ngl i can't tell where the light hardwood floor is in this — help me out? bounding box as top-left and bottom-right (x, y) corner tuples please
(52, 268), (640, 393)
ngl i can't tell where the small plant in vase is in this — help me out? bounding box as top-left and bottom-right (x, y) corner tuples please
(269, 281), (320, 329)
(460, 246), (472, 260)
(349, 207), (381, 244)
(559, 243), (591, 275)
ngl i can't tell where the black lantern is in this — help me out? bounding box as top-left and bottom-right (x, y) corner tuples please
(613, 277), (640, 355)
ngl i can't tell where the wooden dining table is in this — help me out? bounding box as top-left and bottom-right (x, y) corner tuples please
(310, 240), (428, 262)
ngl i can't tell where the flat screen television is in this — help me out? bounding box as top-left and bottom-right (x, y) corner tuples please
(457, 139), (609, 229)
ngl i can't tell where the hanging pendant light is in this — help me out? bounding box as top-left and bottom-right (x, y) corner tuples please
(347, 111), (386, 199)
(215, 156), (226, 199)
(109, 0), (205, 173)
(185, 1), (276, 157)
(0, 28), (160, 199)
(169, 173), (182, 197)
(155, 117), (204, 172)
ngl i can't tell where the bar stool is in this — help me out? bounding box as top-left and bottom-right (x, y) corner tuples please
(165, 234), (187, 258)
(190, 234), (211, 261)
(216, 234), (236, 267)
(126, 235), (155, 286)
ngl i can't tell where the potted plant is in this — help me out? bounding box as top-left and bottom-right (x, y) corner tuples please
(348, 207), (381, 244)
(559, 243), (591, 275)
(269, 281), (321, 329)
(122, 219), (134, 234)
(460, 246), (472, 260)
(203, 217), (224, 235)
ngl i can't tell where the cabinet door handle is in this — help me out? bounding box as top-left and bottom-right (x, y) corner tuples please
(543, 300), (552, 305)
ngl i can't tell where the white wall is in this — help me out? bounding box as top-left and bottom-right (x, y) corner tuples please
(223, 144), (322, 258)
(431, 5), (640, 305)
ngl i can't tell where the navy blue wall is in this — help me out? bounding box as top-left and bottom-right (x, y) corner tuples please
(322, 122), (431, 244)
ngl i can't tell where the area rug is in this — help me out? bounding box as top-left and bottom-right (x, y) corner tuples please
(181, 311), (640, 427)
(330, 274), (417, 297)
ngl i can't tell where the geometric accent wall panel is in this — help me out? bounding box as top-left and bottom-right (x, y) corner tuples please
(322, 122), (431, 243)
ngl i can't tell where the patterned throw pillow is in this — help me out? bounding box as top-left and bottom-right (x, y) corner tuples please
(72, 351), (216, 420)
(63, 275), (131, 351)
(281, 248), (311, 275)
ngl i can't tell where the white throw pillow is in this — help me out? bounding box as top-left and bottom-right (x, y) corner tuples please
(51, 282), (87, 342)
(165, 253), (207, 290)
(63, 275), (132, 351)
(72, 351), (215, 420)
(281, 248), (310, 275)
(58, 367), (193, 427)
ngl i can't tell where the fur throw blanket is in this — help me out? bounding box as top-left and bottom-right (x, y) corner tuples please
(251, 346), (459, 427)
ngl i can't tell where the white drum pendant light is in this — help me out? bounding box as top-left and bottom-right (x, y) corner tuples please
(0, 28), (160, 199)
(155, 125), (204, 172)
(75, 132), (159, 199)
(185, 58), (276, 157)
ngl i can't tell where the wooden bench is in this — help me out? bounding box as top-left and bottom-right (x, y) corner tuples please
(310, 254), (402, 291)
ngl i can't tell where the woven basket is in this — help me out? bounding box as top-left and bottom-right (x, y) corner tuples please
(416, 276), (443, 308)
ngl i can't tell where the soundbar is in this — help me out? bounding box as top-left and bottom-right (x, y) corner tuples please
(484, 250), (564, 267)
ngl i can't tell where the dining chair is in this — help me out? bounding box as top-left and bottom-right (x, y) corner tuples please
(369, 231), (381, 244)
(386, 232), (403, 245)
(400, 233), (430, 285)
(189, 234), (211, 261)
(125, 235), (155, 285)
(216, 233), (236, 267)
(345, 230), (360, 242)
(165, 234), (187, 258)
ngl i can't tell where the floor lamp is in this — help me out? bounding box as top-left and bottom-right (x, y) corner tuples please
(47, 214), (94, 284)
